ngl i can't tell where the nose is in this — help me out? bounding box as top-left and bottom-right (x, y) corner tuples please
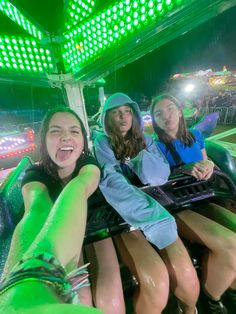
(60, 130), (71, 141)
(162, 111), (169, 121)
(119, 111), (126, 119)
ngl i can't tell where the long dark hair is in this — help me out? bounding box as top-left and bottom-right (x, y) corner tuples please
(105, 105), (146, 161)
(39, 107), (89, 180)
(150, 94), (195, 152)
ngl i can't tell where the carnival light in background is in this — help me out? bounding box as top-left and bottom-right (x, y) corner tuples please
(0, 128), (36, 159)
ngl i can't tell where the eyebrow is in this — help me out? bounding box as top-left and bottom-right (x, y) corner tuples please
(154, 104), (174, 113)
(49, 125), (81, 129)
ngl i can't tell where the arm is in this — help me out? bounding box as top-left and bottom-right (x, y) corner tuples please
(93, 135), (177, 250)
(127, 135), (170, 185)
(173, 130), (214, 180)
(4, 165), (100, 275)
(178, 148), (214, 180)
(25, 164), (100, 266)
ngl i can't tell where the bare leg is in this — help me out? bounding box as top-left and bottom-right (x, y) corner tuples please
(0, 281), (102, 314)
(176, 209), (236, 300)
(114, 230), (169, 314)
(159, 237), (199, 314)
(85, 238), (125, 314)
(195, 202), (236, 232)
(75, 252), (93, 307)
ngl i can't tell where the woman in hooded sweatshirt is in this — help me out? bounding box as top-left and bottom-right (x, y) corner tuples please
(150, 93), (236, 314)
(93, 93), (199, 314)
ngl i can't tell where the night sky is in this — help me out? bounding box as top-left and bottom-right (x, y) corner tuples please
(0, 4), (236, 111)
(105, 5), (236, 97)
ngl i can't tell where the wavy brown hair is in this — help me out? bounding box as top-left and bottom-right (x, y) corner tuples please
(39, 107), (89, 181)
(105, 105), (146, 161)
(150, 94), (195, 152)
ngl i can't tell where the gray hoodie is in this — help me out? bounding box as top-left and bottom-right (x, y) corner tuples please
(94, 92), (177, 249)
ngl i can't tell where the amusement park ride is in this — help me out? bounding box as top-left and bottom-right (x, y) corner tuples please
(0, 2), (236, 313)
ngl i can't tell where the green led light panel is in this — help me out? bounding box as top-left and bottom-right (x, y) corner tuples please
(62, 0), (185, 74)
(65, 0), (95, 30)
(0, 36), (54, 73)
(0, 0), (44, 41)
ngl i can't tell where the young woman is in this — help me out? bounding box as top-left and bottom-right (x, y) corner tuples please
(151, 93), (236, 314)
(94, 92), (200, 314)
(0, 107), (122, 314)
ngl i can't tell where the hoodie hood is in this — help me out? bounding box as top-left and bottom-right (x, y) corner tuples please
(100, 92), (143, 134)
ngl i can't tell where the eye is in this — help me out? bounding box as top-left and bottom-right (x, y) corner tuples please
(111, 109), (118, 115)
(49, 129), (60, 134)
(71, 130), (81, 134)
(168, 106), (175, 112)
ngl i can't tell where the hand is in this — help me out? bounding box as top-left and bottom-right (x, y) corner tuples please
(182, 160), (214, 180)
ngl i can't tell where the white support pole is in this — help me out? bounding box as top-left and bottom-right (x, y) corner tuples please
(64, 81), (93, 149)
(98, 86), (105, 108)
(64, 81), (89, 134)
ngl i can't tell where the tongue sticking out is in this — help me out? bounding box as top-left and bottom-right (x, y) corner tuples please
(56, 149), (72, 162)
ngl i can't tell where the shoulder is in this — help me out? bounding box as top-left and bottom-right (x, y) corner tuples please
(189, 128), (204, 142)
(93, 132), (112, 152)
(76, 154), (100, 171)
(189, 128), (202, 138)
(93, 132), (109, 145)
(21, 164), (51, 188)
(144, 133), (155, 145)
(149, 133), (165, 149)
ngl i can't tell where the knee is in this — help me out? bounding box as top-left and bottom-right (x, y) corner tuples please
(136, 260), (169, 304)
(174, 263), (200, 304)
(94, 273), (125, 314)
(218, 234), (236, 270)
(95, 295), (125, 314)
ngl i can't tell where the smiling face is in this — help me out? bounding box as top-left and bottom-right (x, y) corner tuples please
(108, 105), (133, 136)
(46, 112), (84, 178)
(153, 98), (182, 137)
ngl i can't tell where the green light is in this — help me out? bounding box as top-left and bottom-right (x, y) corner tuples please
(63, 0), (183, 73)
(0, 0), (44, 40)
(65, 0), (95, 30)
(0, 36), (55, 73)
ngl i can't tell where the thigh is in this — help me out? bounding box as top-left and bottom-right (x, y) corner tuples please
(114, 230), (168, 280)
(176, 209), (236, 250)
(84, 238), (122, 286)
(194, 202), (236, 232)
(158, 237), (198, 291)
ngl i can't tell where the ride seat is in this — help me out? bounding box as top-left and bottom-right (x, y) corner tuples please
(0, 156), (33, 274)
(205, 140), (236, 184)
